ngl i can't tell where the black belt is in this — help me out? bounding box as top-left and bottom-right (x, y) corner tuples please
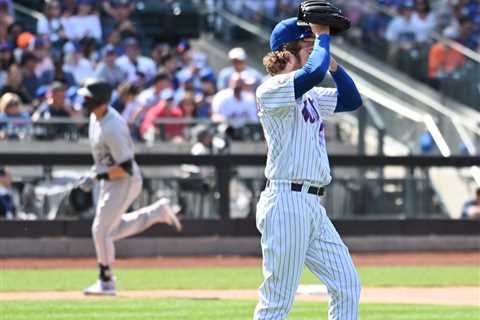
(267, 180), (325, 197)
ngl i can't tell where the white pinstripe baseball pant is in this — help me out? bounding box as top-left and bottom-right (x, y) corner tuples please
(254, 181), (361, 320)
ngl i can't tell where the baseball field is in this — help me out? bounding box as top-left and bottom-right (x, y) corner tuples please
(1, 252), (479, 320)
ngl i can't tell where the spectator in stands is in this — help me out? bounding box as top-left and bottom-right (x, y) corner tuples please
(10, 22), (27, 47)
(135, 71), (172, 112)
(133, 70), (146, 90)
(79, 36), (98, 62)
(174, 90), (199, 140)
(40, 55), (76, 88)
(0, 64), (30, 104)
(0, 92), (30, 140)
(63, 42), (95, 85)
(428, 29), (466, 89)
(176, 65), (211, 99)
(103, 28), (122, 54)
(461, 187), (480, 219)
(116, 37), (156, 83)
(217, 47), (263, 91)
(385, 1), (417, 64)
(196, 72), (217, 119)
(37, 0), (66, 45)
(122, 72), (172, 135)
(158, 51), (179, 89)
(62, 0), (102, 42)
(411, 0), (436, 43)
(33, 81), (76, 139)
(278, 0), (298, 20)
(61, 0), (77, 17)
(456, 15), (479, 50)
(20, 51), (42, 103)
(151, 43), (171, 65)
(0, 0), (13, 28)
(176, 40), (215, 96)
(94, 44), (124, 88)
(176, 40), (209, 73)
(33, 39), (54, 79)
(441, 1), (474, 37)
(0, 166), (15, 219)
(0, 21), (8, 48)
(359, 5), (391, 52)
(0, 43), (13, 87)
(140, 88), (184, 141)
(242, 1), (264, 24)
(263, 0), (282, 22)
(178, 90), (198, 119)
(102, 0), (140, 39)
(111, 81), (139, 116)
(211, 72), (258, 139)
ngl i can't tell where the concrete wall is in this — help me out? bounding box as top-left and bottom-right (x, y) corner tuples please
(1, 235), (478, 257)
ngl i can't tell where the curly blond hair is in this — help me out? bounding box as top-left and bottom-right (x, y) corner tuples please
(263, 41), (302, 76)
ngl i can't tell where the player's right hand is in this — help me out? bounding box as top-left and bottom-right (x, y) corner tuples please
(329, 56), (338, 72)
(309, 23), (330, 36)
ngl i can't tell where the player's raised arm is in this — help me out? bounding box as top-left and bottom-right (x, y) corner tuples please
(293, 24), (331, 99)
(329, 58), (363, 112)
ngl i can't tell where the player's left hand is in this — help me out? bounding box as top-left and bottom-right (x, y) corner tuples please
(297, 0), (351, 36)
(76, 173), (96, 192)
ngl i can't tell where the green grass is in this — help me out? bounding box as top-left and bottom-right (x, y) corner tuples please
(0, 299), (478, 320)
(0, 266), (478, 292)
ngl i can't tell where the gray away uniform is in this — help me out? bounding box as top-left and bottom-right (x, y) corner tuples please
(89, 108), (157, 265)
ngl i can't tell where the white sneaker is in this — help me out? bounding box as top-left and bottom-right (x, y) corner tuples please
(83, 279), (116, 296)
(150, 198), (183, 232)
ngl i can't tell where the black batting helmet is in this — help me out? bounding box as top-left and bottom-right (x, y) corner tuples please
(78, 78), (113, 108)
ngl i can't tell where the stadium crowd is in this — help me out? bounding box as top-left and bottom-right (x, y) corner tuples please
(341, 0), (480, 91)
(221, 0), (480, 108)
(0, 0), (262, 142)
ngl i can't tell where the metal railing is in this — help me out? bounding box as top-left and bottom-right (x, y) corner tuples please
(0, 116), (356, 148)
(1, 152), (478, 220)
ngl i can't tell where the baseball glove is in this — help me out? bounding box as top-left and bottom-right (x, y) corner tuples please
(68, 186), (93, 213)
(297, 0), (351, 36)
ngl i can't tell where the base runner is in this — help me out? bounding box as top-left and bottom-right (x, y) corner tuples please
(76, 78), (182, 296)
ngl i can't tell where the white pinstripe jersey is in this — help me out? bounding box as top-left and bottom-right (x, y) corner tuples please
(256, 71), (337, 186)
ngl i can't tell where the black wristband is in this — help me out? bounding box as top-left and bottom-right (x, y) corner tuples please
(118, 159), (133, 176)
(96, 173), (109, 180)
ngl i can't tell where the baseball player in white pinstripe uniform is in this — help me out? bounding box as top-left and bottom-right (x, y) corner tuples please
(254, 17), (363, 320)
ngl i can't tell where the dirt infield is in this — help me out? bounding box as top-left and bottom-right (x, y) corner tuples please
(0, 288), (478, 306)
(1, 251), (478, 269)
(1, 252), (478, 306)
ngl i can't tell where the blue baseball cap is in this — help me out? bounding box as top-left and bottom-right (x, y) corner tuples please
(270, 17), (313, 52)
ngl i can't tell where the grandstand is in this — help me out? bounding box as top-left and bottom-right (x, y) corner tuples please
(0, 0), (479, 223)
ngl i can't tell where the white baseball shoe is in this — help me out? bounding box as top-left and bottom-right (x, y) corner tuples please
(149, 198), (183, 232)
(83, 279), (116, 296)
